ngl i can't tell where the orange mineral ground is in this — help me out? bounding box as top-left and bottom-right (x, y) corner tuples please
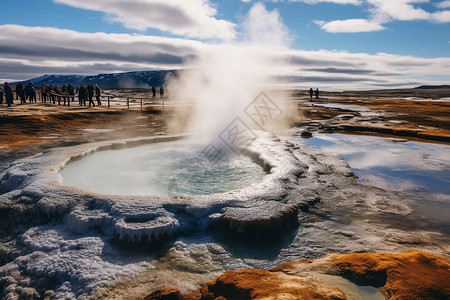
(145, 251), (450, 300)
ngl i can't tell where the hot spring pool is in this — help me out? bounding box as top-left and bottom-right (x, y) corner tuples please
(60, 140), (266, 196)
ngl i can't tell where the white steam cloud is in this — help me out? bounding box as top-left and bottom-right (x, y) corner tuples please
(167, 3), (292, 140)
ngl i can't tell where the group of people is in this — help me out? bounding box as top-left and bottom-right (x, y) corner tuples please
(0, 82), (14, 106)
(40, 83), (75, 105)
(14, 82), (38, 104)
(0, 82), (102, 107)
(1, 82), (166, 107)
(76, 83), (102, 107)
(309, 88), (319, 99)
(152, 86), (164, 98)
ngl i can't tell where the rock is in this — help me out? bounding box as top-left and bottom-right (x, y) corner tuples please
(199, 269), (345, 300)
(144, 287), (184, 300)
(220, 201), (298, 235)
(143, 251), (450, 300)
(332, 250), (450, 299)
(300, 130), (313, 138)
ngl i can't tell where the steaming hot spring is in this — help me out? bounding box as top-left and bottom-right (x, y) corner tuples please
(60, 139), (266, 197)
(0, 131), (421, 299)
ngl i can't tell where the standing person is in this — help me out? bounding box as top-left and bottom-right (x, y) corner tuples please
(53, 85), (61, 105)
(95, 84), (101, 106)
(26, 82), (36, 103)
(41, 83), (47, 103)
(309, 88), (313, 100)
(67, 83), (75, 102)
(16, 82), (26, 104)
(48, 84), (55, 103)
(152, 86), (156, 98)
(0, 86), (3, 104)
(87, 83), (95, 107)
(159, 86), (164, 98)
(16, 83), (24, 103)
(315, 88), (319, 99)
(4, 82), (14, 107)
(78, 84), (87, 106)
(61, 84), (68, 105)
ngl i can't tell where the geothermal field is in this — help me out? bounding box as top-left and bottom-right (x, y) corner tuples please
(2, 0), (450, 298)
(0, 86), (449, 299)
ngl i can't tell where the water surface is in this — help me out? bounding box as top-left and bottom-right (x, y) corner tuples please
(307, 133), (450, 194)
(305, 133), (450, 229)
(60, 140), (266, 196)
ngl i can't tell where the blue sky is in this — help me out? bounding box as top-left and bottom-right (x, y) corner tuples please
(0, 0), (449, 89)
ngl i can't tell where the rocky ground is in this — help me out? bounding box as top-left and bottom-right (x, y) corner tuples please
(145, 251), (449, 300)
(0, 88), (449, 299)
(293, 89), (450, 144)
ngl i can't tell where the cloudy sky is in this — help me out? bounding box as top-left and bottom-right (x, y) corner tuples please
(0, 0), (449, 90)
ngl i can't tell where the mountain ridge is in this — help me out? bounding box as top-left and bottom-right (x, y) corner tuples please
(12, 70), (177, 88)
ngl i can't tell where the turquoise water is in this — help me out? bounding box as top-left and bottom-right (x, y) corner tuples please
(60, 140), (266, 196)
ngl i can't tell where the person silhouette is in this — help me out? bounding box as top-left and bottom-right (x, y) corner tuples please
(309, 88), (313, 100)
(87, 83), (95, 107)
(16, 82), (25, 104)
(95, 84), (102, 106)
(315, 88), (319, 99)
(78, 84), (87, 106)
(4, 82), (14, 106)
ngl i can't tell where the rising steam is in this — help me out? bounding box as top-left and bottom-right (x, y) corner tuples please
(166, 3), (298, 141)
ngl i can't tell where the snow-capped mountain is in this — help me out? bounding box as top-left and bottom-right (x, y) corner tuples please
(13, 70), (177, 88)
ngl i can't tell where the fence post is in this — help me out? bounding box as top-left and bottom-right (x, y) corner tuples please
(108, 96), (110, 108)
(127, 97), (129, 110)
(68, 96), (70, 107)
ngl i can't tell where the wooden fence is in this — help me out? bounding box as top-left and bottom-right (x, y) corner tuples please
(10, 91), (165, 110)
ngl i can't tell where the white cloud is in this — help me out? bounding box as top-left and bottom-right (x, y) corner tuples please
(1, 24), (449, 90)
(0, 24), (204, 71)
(314, 0), (450, 33)
(436, 0), (450, 9)
(315, 19), (385, 32)
(240, 0), (364, 4)
(53, 0), (236, 40)
(242, 3), (292, 46)
(368, 0), (431, 21)
(290, 0), (362, 4)
(433, 10), (450, 22)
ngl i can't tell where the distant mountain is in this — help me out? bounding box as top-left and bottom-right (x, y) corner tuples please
(12, 70), (177, 88)
(414, 85), (450, 89)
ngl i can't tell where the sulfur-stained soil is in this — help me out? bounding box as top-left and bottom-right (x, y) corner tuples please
(1, 88), (449, 163)
(294, 89), (450, 144)
(0, 103), (175, 161)
(144, 251), (450, 300)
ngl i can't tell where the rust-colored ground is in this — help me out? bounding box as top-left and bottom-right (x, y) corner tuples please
(334, 251), (450, 300)
(145, 251), (450, 300)
(297, 93), (450, 144)
(0, 103), (170, 160)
